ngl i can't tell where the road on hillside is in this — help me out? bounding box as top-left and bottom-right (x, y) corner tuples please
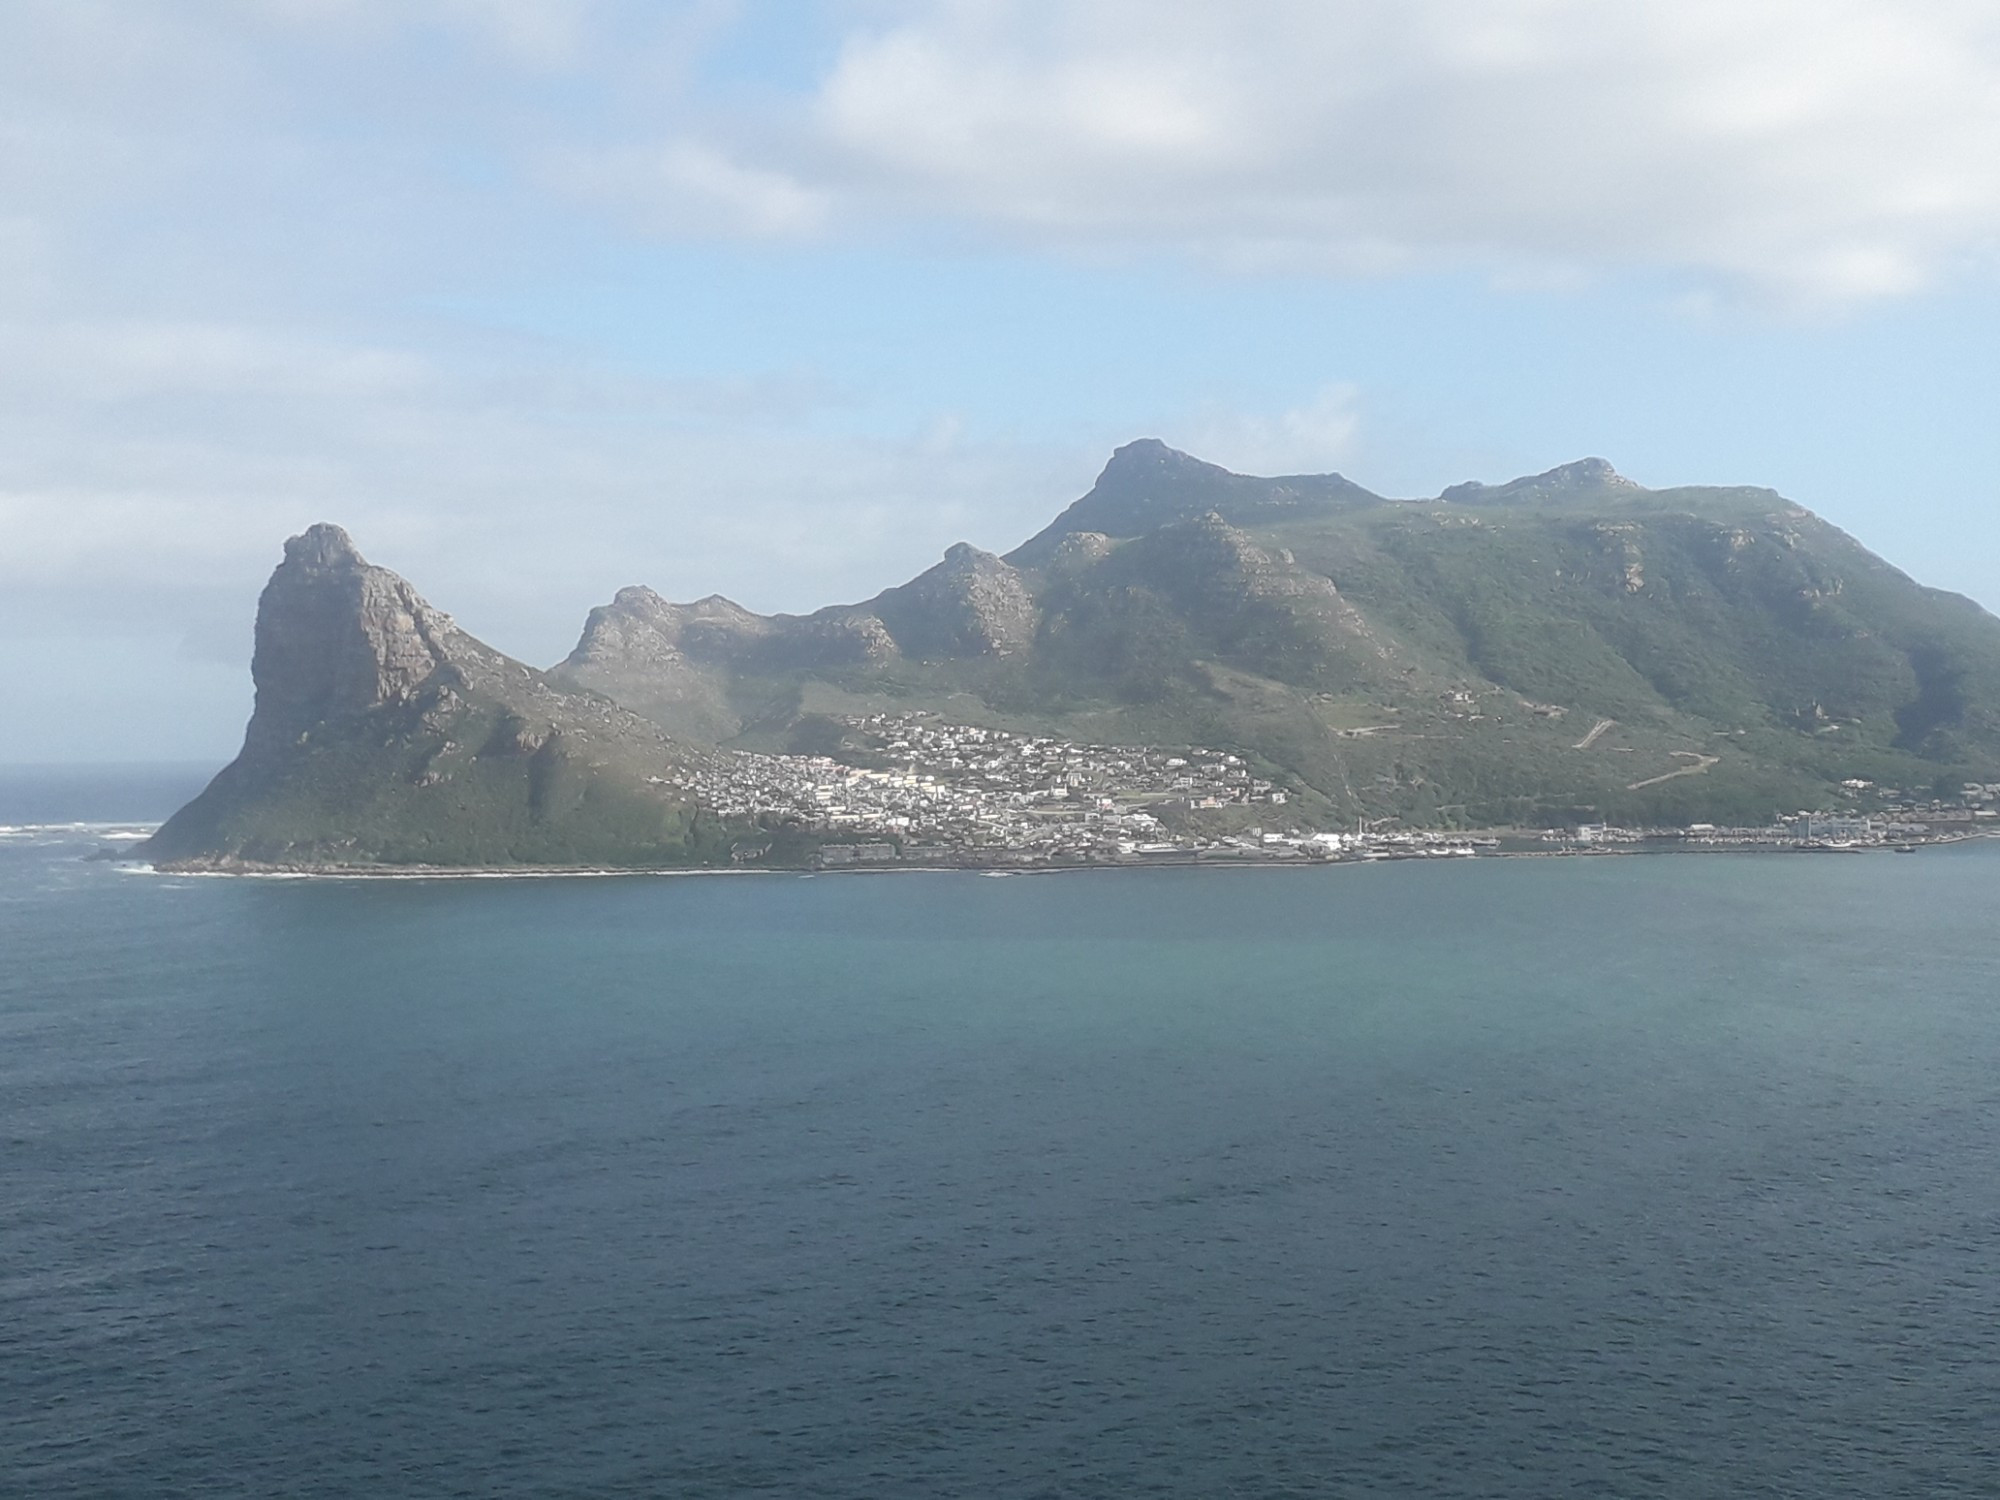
(1627, 752), (1721, 791)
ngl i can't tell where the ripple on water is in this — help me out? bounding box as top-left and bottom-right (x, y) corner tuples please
(3, 835), (2000, 1497)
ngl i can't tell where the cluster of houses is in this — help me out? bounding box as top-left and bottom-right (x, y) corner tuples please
(652, 710), (1998, 867)
(655, 712), (1298, 865)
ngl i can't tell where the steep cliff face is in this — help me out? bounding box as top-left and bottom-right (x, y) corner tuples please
(143, 528), (727, 869)
(242, 524), (470, 749)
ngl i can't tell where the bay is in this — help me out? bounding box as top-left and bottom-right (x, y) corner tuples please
(3, 772), (1998, 1497)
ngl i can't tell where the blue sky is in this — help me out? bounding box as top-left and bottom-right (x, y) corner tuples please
(6, 0), (2000, 761)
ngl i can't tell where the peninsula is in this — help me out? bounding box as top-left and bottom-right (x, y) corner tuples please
(142, 443), (2000, 871)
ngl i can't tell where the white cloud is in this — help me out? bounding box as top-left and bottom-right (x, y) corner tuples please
(21, 1), (2000, 305)
(788, 0), (2000, 304)
(1179, 384), (1363, 479)
(240, 0), (603, 67)
(544, 139), (832, 237)
(434, 0), (597, 66)
(0, 320), (435, 402)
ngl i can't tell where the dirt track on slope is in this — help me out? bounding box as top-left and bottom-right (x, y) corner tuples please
(1627, 752), (1721, 790)
(1573, 718), (1616, 750)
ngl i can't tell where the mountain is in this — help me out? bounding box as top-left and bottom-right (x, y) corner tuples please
(142, 525), (735, 869)
(149, 445), (2000, 868)
(1007, 437), (1384, 561)
(556, 442), (2000, 828)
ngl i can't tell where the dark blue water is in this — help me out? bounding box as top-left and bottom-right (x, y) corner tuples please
(5, 774), (1999, 1497)
(0, 763), (216, 826)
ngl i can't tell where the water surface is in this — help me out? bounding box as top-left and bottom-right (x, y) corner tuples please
(4, 778), (1997, 1496)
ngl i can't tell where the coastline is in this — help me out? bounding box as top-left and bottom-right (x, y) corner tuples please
(118, 828), (1997, 881)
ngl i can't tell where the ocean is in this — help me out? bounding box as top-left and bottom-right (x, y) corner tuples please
(4, 768), (1998, 1497)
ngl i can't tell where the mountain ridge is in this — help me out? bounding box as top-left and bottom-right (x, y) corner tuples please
(145, 443), (2000, 866)
(553, 441), (2000, 826)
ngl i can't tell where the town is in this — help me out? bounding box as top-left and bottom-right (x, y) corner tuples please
(653, 713), (1998, 869)
(656, 712), (1314, 867)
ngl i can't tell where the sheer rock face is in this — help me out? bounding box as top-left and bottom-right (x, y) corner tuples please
(245, 524), (469, 749)
(557, 586), (776, 740)
(562, 583), (904, 677)
(568, 546), (1039, 675)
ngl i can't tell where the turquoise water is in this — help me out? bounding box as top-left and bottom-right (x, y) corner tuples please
(4, 779), (1999, 1496)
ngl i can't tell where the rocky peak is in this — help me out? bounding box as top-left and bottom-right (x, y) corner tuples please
(246, 524), (465, 750)
(284, 521), (364, 569)
(610, 584), (670, 611)
(872, 542), (1036, 658)
(566, 587), (767, 673)
(1146, 510), (1261, 576)
(1551, 457), (1636, 487)
(1440, 457), (1643, 506)
(1008, 439), (1381, 563)
(940, 540), (996, 569)
(1096, 437), (1233, 489)
(567, 587), (681, 672)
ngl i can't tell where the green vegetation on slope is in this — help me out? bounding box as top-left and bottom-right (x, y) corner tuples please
(563, 446), (2000, 828)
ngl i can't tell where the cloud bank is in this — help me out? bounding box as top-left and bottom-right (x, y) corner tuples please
(630, 0), (2000, 304)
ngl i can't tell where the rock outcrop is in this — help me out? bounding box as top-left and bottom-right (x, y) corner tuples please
(242, 524), (472, 748)
(871, 542), (1036, 658)
(559, 587), (770, 743)
(1439, 457), (1642, 507)
(566, 587), (769, 675)
(143, 527), (726, 869)
(1008, 438), (1382, 563)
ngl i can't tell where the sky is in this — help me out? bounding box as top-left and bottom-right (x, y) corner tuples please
(7, 0), (2000, 763)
